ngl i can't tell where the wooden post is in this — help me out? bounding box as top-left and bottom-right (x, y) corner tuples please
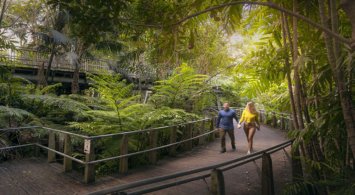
(84, 139), (95, 184)
(199, 120), (206, 145)
(183, 124), (193, 151)
(210, 169), (225, 195)
(47, 131), (56, 163)
(34, 132), (40, 157)
(169, 126), (177, 156)
(63, 134), (72, 172)
(210, 119), (216, 141)
(272, 112), (277, 128)
(259, 110), (264, 124)
(289, 118), (294, 131)
(262, 111), (266, 123)
(119, 135), (129, 174)
(262, 153), (274, 195)
(149, 130), (158, 164)
(280, 116), (285, 130)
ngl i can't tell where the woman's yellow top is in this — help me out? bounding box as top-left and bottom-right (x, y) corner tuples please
(239, 109), (259, 124)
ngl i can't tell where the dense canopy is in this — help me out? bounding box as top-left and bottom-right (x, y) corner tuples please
(0, 0), (354, 194)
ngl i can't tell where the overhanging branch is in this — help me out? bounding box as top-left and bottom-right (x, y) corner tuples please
(172, 1), (350, 44)
(126, 1), (351, 45)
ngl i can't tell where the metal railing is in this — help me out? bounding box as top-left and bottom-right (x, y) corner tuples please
(0, 48), (112, 73)
(88, 140), (293, 195)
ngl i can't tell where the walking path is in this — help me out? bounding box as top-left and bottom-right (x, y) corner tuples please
(0, 124), (292, 195)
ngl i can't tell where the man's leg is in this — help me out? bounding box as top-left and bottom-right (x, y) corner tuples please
(227, 129), (236, 149)
(220, 129), (227, 153)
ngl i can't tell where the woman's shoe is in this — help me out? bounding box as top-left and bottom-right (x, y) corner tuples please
(247, 150), (251, 155)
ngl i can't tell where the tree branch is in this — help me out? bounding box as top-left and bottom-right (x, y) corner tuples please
(170, 1), (351, 45)
(120, 1), (350, 45)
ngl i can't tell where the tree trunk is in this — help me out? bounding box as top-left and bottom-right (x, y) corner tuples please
(37, 62), (47, 87)
(0, 0), (7, 28)
(45, 44), (56, 83)
(173, 27), (179, 67)
(340, 0), (355, 49)
(300, 78), (311, 124)
(292, 0), (305, 130)
(281, 12), (299, 130)
(319, 0), (355, 157)
(71, 62), (80, 94)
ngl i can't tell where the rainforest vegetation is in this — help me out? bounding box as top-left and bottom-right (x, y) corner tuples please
(0, 0), (354, 194)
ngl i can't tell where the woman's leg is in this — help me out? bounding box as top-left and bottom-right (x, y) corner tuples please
(248, 127), (256, 152)
(244, 124), (250, 153)
(243, 124), (249, 143)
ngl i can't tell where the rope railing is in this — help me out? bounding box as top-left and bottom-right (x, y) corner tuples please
(0, 117), (218, 183)
(87, 127), (219, 165)
(88, 118), (211, 140)
(0, 108), (292, 184)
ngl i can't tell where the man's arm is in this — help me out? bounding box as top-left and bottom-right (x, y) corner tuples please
(237, 110), (244, 128)
(233, 111), (239, 123)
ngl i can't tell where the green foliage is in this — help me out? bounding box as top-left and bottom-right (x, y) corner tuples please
(0, 106), (40, 128)
(20, 94), (90, 124)
(47, 0), (130, 46)
(88, 73), (139, 111)
(150, 63), (211, 111)
(140, 107), (200, 128)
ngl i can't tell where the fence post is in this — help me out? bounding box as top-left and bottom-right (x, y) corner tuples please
(63, 134), (72, 172)
(280, 116), (285, 130)
(119, 135), (129, 174)
(272, 112), (277, 128)
(48, 131), (56, 163)
(289, 118), (294, 131)
(199, 120), (206, 145)
(84, 139), (95, 184)
(149, 130), (158, 164)
(210, 119), (216, 141)
(210, 169), (225, 195)
(259, 110), (264, 124)
(169, 126), (177, 156)
(183, 124), (193, 151)
(262, 153), (274, 195)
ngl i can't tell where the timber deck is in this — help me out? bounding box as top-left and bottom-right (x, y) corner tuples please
(0, 125), (291, 195)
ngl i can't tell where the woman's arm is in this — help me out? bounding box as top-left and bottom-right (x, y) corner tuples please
(239, 110), (245, 124)
(237, 110), (245, 128)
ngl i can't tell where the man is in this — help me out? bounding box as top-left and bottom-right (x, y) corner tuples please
(216, 103), (239, 153)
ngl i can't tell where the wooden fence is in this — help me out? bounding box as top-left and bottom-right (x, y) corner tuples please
(0, 108), (297, 195)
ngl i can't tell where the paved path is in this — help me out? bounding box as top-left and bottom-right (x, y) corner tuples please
(0, 125), (292, 195)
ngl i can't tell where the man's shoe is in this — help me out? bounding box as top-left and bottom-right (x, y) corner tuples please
(232, 145), (236, 150)
(220, 149), (226, 153)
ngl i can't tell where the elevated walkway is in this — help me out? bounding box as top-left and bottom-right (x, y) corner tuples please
(0, 123), (292, 195)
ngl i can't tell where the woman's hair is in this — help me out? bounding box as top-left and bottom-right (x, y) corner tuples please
(245, 102), (257, 114)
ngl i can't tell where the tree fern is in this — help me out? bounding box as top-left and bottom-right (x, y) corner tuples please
(150, 63), (209, 109)
(0, 105), (40, 128)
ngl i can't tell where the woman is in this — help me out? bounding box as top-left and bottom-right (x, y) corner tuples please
(237, 102), (260, 154)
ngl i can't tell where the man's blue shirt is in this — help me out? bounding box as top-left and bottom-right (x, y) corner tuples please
(216, 109), (238, 130)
